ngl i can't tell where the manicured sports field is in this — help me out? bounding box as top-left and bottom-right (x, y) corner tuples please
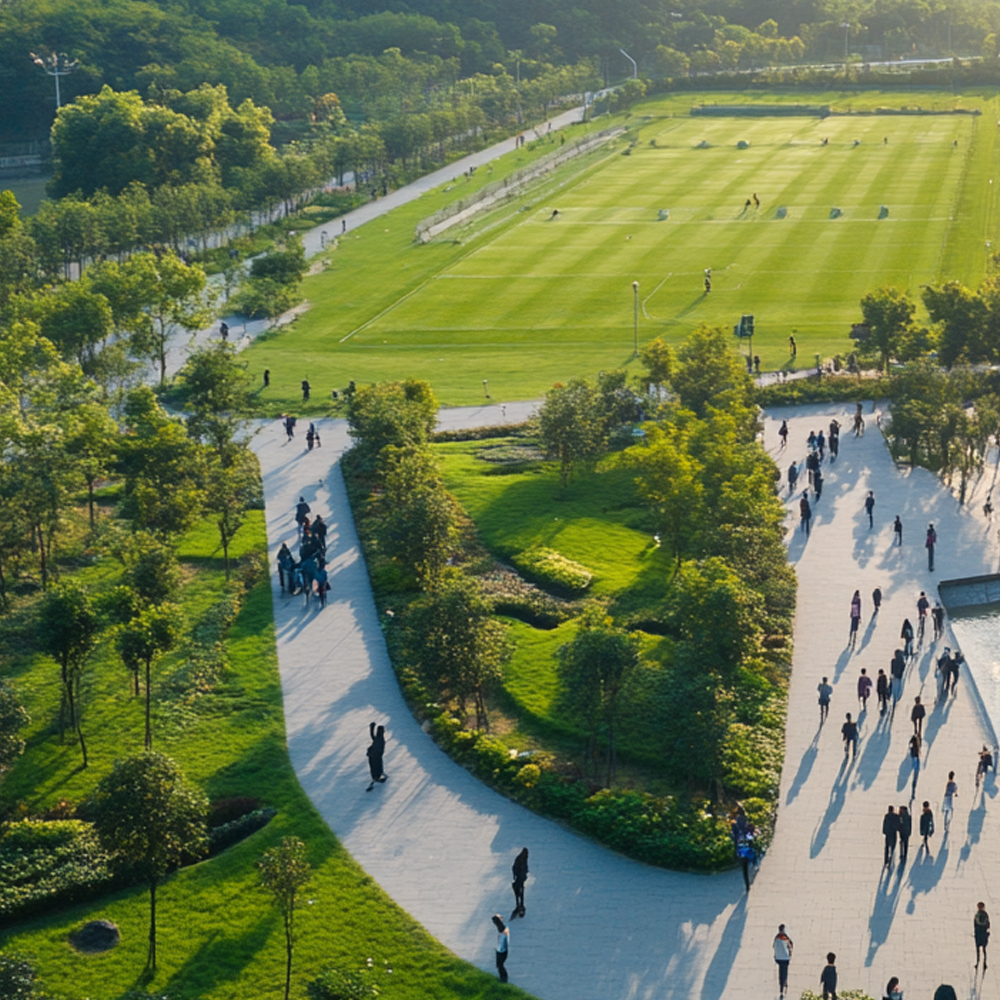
(246, 91), (1000, 408)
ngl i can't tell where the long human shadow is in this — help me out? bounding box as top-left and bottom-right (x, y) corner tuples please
(922, 693), (955, 752)
(786, 726), (821, 805)
(701, 895), (748, 1000)
(905, 839), (949, 914)
(832, 645), (854, 683)
(959, 792), (988, 869)
(858, 611), (879, 653)
(855, 711), (891, 791)
(811, 756), (852, 858)
(866, 861), (905, 965)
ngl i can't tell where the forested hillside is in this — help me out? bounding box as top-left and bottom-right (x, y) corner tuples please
(4, 0), (1000, 144)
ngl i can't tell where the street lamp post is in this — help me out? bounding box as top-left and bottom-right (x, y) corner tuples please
(841, 23), (850, 64)
(619, 48), (638, 80)
(632, 281), (639, 357)
(30, 51), (79, 109)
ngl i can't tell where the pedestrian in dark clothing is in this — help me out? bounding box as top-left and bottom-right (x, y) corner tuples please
(773, 925), (793, 997)
(909, 734), (921, 796)
(898, 805), (911, 863)
(877, 669), (889, 716)
(306, 427), (315, 451)
(857, 667), (872, 710)
(842, 713), (858, 760)
(951, 650), (964, 693)
(937, 648), (953, 696)
(865, 490), (875, 529)
(365, 722), (387, 791)
(511, 848), (529, 918)
(220, 321), (229, 341)
(926, 523), (937, 571)
(779, 420), (789, 448)
(818, 677), (833, 723)
(901, 619), (915, 659)
(891, 649), (905, 704)
(883, 805), (900, 866)
(932, 601), (945, 639)
(295, 497), (310, 535)
(820, 953), (838, 999)
(315, 562), (329, 608)
(911, 696), (926, 737)
(309, 422), (321, 448)
(284, 415), (295, 441)
(277, 542), (293, 591)
(814, 468), (824, 501)
(492, 915), (509, 982)
(817, 430), (826, 460)
(264, 369), (270, 387)
(736, 829), (756, 892)
(884, 977), (903, 1000)
(789, 462), (799, 493)
(975, 902), (991, 969)
(301, 379), (311, 402)
(920, 801), (935, 851)
(312, 514), (327, 552)
(893, 515), (903, 545)
(943, 772), (957, 830)
(849, 591), (862, 646)
(800, 494), (812, 535)
(872, 587), (882, 613)
(806, 450), (820, 483)
(830, 432), (839, 459)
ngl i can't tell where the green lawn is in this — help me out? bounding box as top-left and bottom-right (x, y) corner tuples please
(244, 89), (1000, 409)
(0, 509), (531, 1000)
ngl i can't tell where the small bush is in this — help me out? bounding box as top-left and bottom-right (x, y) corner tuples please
(208, 808), (277, 855)
(307, 966), (380, 1000)
(431, 421), (534, 442)
(512, 548), (593, 593)
(208, 797), (261, 827)
(0, 951), (37, 1000)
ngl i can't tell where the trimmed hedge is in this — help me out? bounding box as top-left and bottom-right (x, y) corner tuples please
(756, 375), (893, 407)
(511, 547), (593, 594)
(208, 807), (277, 854)
(430, 420), (533, 443)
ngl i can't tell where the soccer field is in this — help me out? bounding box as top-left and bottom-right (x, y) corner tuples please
(247, 95), (1000, 408)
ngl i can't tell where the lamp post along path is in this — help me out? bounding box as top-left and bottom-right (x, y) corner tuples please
(30, 51), (79, 109)
(632, 281), (639, 358)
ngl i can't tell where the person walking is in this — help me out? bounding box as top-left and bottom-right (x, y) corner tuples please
(263, 368), (270, 388)
(842, 713), (859, 760)
(932, 601), (945, 640)
(917, 591), (930, 642)
(975, 902), (991, 970)
(277, 542), (292, 592)
(937, 648), (954, 696)
(865, 490), (876, 529)
(283, 415), (295, 441)
(511, 848), (529, 919)
(901, 619), (915, 659)
(920, 801), (935, 852)
(883, 805), (900, 866)
(977, 746), (994, 789)
(790, 335), (797, 359)
(893, 515), (903, 545)
(800, 493), (812, 535)
(943, 771), (958, 831)
(295, 496), (311, 536)
(926, 523), (937, 571)
(314, 560), (329, 608)
(857, 667), (872, 710)
(876, 669), (890, 716)
(301, 379), (311, 402)
(911, 696), (926, 738)
(305, 425), (315, 451)
(779, 420), (789, 448)
(814, 468), (824, 502)
(891, 648), (905, 705)
(312, 514), (328, 553)
(909, 734), (921, 797)
(820, 953), (838, 999)
(789, 462), (799, 493)
(309, 422), (322, 448)
(872, 587), (882, 614)
(773, 924), (794, 997)
(898, 805), (912, 863)
(850, 592), (862, 646)
(883, 977), (903, 999)
(492, 915), (510, 983)
(818, 676), (833, 723)
(365, 722), (387, 791)
(817, 430), (826, 460)
(951, 650), (964, 693)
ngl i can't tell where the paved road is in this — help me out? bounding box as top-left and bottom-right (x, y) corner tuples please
(161, 107), (585, 383)
(253, 402), (1000, 1000)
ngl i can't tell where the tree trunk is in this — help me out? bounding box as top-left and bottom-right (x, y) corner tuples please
(222, 529), (230, 582)
(65, 672), (87, 768)
(133, 668), (140, 698)
(149, 879), (157, 969)
(87, 479), (96, 529)
(145, 656), (153, 750)
(0, 559), (7, 610)
(284, 914), (294, 1000)
(37, 524), (48, 590)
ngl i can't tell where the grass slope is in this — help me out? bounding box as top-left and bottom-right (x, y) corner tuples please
(0, 509), (530, 1000)
(243, 90), (1000, 408)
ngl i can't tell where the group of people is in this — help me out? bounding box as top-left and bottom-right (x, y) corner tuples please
(281, 414), (323, 451)
(784, 419), (843, 532)
(276, 496), (331, 606)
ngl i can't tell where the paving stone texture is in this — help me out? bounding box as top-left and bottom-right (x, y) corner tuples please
(254, 400), (1000, 1000)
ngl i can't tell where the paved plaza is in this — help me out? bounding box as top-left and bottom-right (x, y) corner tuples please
(253, 400), (1000, 1000)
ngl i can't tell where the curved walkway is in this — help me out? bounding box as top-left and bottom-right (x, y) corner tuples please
(253, 402), (1000, 1000)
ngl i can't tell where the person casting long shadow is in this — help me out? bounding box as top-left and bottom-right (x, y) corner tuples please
(511, 848), (529, 919)
(366, 721), (387, 792)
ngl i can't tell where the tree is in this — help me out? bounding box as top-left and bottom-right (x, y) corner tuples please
(203, 448), (259, 580)
(377, 445), (460, 585)
(923, 280), (989, 366)
(93, 752), (208, 969)
(39, 583), (99, 768)
(64, 401), (119, 529)
(405, 575), (509, 729)
(639, 337), (674, 391)
(860, 287), (916, 373)
(179, 343), (255, 462)
(671, 324), (754, 422)
(0, 951), (37, 1000)
(558, 608), (640, 785)
(115, 604), (183, 747)
(257, 837), (312, 1000)
(347, 379), (438, 467)
(113, 530), (181, 606)
(0, 680), (29, 775)
(539, 378), (607, 487)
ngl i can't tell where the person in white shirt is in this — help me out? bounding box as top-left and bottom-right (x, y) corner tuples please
(773, 924), (794, 996)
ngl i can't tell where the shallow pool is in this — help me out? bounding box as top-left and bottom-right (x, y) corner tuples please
(946, 604), (1000, 746)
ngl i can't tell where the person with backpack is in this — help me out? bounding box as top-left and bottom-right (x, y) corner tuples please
(800, 494), (812, 535)
(818, 676), (833, 723)
(314, 560), (329, 608)
(295, 497), (311, 535)
(312, 514), (328, 553)
(773, 924), (793, 997)
(901, 619), (915, 659)
(975, 902), (991, 970)
(277, 542), (293, 592)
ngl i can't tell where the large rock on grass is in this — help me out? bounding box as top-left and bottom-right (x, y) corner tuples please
(69, 920), (120, 953)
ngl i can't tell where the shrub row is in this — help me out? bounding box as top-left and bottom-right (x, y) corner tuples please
(208, 807), (277, 855)
(511, 547), (594, 594)
(756, 375), (893, 407)
(430, 420), (534, 443)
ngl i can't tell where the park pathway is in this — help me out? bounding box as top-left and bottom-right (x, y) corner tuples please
(253, 401), (1000, 1000)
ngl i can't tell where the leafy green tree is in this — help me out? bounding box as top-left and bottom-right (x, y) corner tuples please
(671, 324), (754, 422)
(558, 608), (640, 785)
(115, 604), (183, 747)
(860, 286), (916, 373)
(0, 679), (29, 775)
(203, 449), (259, 580)
(923, 280), (990, 367)
(34, 281), (114, 371)
(639, 336), (674, 391)
(93, 752), (208, 969)
(406, 575), (509, 729)
(377, 445), (460, 585)
(539, 377), (607, 487)
(64, 400), (119, 529)
(39, 583), (99, 767)
(179, 343), (255, 462)
(0, 951), (37, 1000)
(257, 837), (312, 1000)
(347, 379), (438, 467)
